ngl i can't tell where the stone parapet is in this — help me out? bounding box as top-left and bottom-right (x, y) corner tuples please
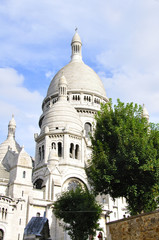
(107, 209), (159, 240)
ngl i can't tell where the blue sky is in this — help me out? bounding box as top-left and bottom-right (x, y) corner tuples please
(0, 0), (159, 156)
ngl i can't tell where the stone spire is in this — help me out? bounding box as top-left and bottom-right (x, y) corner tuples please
(71, 29), (82, 62)
(142, 104), (149, 122)
(8, 114), (16, 138)
(0, 115), (21, 163)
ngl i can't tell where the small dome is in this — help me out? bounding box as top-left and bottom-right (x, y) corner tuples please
(0, 116), (21, 162)
(71, 32), (82, 45)
(9, 115), (16, 127)
(58, 75), (67, 86)
(40, 100), (82, 135)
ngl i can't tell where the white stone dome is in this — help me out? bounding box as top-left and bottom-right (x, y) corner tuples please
(41, 100), (83, 134)
(46, 32), (107, 100)
(47, 61), (106, 98)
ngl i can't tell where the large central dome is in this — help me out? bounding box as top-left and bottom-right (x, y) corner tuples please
(46, 32), (107, 100)
(47, 61), (107, 98)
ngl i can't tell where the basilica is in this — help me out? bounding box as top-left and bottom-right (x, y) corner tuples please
(0, 32), (129, 240)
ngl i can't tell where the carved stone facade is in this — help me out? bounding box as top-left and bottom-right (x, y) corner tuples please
(0, 32), (128, 240)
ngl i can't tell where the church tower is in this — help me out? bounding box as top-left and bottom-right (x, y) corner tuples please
(31, 31), (111, 239)
(0, 32), (128, 240)
(33, 31), (109, 198)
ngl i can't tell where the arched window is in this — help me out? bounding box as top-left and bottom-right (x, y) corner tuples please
(75, 145), (79, 159)
(58, 142), (62, 157)
(70, 143), (74, 158)
(52, 142), (56, 149)
(23, 171), (26, 178)
(85, 122), (92, 138)
(39, 147), (41, 161)
(42, 145), (45, 159)
(0, 229), (4, 240)
(2, 208), (4, 218)
(34, 179), (43, 189)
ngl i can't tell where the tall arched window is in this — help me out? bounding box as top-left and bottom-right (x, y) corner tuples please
(0, 229), (4, 240)
(58, 142), (62, 157)
(42, 145), (45, 159)
(84, 122), (92, 138)
(75, 145), (79, 159)
(39, 147), (41, 161)
(23, 171), (26, 178)
(70, 143), (74, 158)
(2, 208), (4, 219)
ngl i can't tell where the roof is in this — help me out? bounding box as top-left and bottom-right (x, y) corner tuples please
(40, 99), (83, 134)
(0, 163), (9, 180)
(46, 32), (107, 100)
(24, 217), (50, 238)
(47, 61), (107, 99)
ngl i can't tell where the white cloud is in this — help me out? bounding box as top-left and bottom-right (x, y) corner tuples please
(0, 68), (43, 156)
(0, 0), (159, 155)
(99, 68), (159, 124)
(45, 71), (55, 79)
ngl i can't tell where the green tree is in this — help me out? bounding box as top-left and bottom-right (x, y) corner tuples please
(53, 186), (102, 240)
(86, 99), (159, 215)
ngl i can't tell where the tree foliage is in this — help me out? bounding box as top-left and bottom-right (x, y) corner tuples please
(86, 99), (159, 215)
(53, 186), (102, 240)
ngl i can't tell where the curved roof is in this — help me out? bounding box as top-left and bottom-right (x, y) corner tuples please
(0, 116), (21, 162)
(0, 138), (21, 162)
(47, 61), (107, 99)
(71, 31), (82, 44)
(41, 99), (83, 134)
(46, 32), (107, 100)
(0, 163), (9, 180)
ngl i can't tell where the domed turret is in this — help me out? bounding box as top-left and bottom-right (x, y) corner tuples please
(8, 114), (16, 138)
(142, 104), (149, 122)
(71, 30), (82, 62)
(0, 115), (21, 162)
(40, 75), (83, 135)
(45, 31), (108, 107)
(58, 74), (68, 101)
